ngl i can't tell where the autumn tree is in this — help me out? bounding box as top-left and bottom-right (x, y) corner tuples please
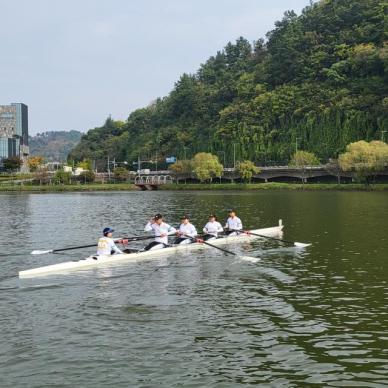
(27, 156), (44, 172)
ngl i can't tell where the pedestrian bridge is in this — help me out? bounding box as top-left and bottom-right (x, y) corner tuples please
(134, 175), (173, 190)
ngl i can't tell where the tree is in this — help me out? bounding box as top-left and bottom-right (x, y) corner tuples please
(3, 157), (22, 171)
(170, 159), (193, 183)
(27, 156), (44, 172)
(289, 151), (320, 167)
(79, 170), (95, 183)
(34, 168), (50, 185)
(236, 160), (261, 182)
(67, 0), (387, 167)
(339, 140), (388, 182)
(54, 169), (72, 184)
(113, 167), (129, 181)
(77, 159), (92, 170)
(289, 150), (320, 183)
(192, 153), (223, 182)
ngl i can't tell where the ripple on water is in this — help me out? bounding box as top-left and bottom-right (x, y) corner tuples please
(0, 191), (387, 387)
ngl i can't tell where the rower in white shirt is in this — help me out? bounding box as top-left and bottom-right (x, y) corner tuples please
(97, 227), (123, 255)
(174, 215), (197, 245)
(203, 214), (224, 241)
(144, 213), (177, 250)
(224, 209), (243, 236)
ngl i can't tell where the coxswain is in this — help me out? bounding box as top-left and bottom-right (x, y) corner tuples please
(174, 215), (197, 245)
(202, 214), (224, 241)
(144, 214), (177, 250)
(97, 227), (123, 255)
(224, 209), (243, 236)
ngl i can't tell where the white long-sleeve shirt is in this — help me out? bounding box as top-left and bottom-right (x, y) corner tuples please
(97, 237), (123, 255)
(203, 221), (223, 237)
(144, 221), (177, 245)
(178, 223), (197, 238)
(225, 216), (243, 231)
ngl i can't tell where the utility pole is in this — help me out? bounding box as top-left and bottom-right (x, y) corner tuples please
(233, 143), (236, 169)
(107, 156), (111, 181)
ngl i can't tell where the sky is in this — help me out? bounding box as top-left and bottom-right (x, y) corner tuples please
(1, 0), (310, 135)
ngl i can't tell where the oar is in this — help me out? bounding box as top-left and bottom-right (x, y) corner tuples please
(30, 235), (155, 255)
(244, 230), (311, 248)
(189, 237), (259, 262)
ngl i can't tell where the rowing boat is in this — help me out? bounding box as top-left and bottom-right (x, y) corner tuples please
(19, 220), (284, 278)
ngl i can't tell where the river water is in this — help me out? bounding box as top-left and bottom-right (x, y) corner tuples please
(0, 191), (387, 387)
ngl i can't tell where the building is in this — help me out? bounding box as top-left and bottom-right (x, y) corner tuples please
(0, 103), (29, 163)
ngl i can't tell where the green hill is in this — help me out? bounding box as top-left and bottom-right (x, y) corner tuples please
(69, 0), (388, 166)
(29, 130), (82, 162)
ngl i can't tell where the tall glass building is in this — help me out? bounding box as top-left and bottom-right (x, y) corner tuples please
(0, 103), (29, 163)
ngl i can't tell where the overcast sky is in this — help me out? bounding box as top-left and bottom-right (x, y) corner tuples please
(1, 0), (310, 135)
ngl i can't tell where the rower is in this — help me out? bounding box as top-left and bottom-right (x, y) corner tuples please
(203, 214), (224, 241)
(174, 215), (197, 245)
(144, 213), (177, 250)
(224, 209), (243, 236)
(97, 227), (123, 255)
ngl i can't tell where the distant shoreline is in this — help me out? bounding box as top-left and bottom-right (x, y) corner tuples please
(161, 183), (388, 191)
(1, 182), (388, 193)
(0, 183), (137, 193)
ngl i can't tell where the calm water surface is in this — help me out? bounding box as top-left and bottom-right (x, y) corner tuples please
(0, 191), (387, 387)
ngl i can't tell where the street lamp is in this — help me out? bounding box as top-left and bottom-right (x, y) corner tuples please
(107, 157), (128, 181)
(133, 156), (158, 174)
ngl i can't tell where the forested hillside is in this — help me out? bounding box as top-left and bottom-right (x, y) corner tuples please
(29, 131), (82, 161)
(69, 0), (388, 166)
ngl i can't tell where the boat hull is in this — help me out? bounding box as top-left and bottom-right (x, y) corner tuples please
(19, 221), (283, 278)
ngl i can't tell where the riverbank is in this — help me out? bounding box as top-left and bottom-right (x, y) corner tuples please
(0, 183), (137, 192)
(1, 182), (388, 192)
(161, 183), (388, 191)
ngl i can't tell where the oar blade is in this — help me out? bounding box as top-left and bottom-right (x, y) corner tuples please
(31, 250), (53, 255)
(294, 242), (311, 248)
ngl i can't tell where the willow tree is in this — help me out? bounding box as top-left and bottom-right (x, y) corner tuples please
(339, 141), (388, 182)
(236, 160), (261, 183)
(192, 153), (223, 183)
(289, 151), (320, 167)
(170, 160), (193, 183)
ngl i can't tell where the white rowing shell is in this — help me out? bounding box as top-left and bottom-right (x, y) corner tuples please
(19, 221), (284, 278)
